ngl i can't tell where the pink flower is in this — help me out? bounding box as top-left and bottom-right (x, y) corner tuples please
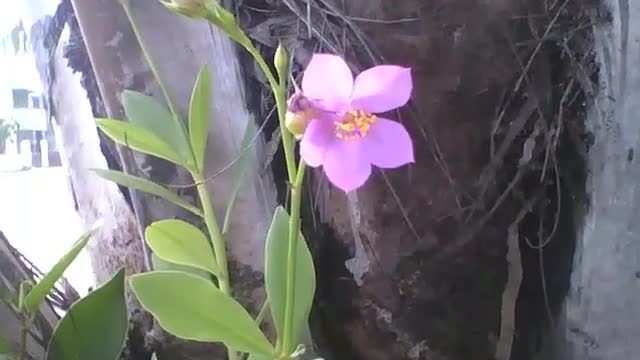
(298, 54), (415, 192)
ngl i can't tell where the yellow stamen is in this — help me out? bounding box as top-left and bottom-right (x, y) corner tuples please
(334, 110), (377, 141)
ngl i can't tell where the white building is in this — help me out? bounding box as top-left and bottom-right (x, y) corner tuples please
(0, 22), (57, 167)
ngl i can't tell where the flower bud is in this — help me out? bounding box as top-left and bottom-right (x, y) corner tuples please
(274, 43), (289, 81)
(285, 92), (317, 140)
(161, 0), (208, 19)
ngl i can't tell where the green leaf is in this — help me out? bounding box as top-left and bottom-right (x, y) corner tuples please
(23, 227), (97, 313)
(265, 206), (316, 353)
(188, 66), (211, 172)
(131, 271), (274, 356)
(92, 169), (203, 217)
(145, 219), (218, 276)
(46, 268), (128, 360)
(96, 118), (189, 169)
(222, 119), (257, 234)
(151, 253), (211, 280)
(121, 90), (191, 161)
(247, 354), (270, 360)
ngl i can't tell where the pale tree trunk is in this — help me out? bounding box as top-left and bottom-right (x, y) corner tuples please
(541, 1), (640, 359)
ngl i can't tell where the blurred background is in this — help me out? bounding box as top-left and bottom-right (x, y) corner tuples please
(0, 1), (92, 297)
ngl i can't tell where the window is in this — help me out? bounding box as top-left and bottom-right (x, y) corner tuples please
(31, 96), (40, 109)
(12, 89), (30, 108)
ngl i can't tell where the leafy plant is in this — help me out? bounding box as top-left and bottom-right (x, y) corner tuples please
(0, 224), (127, 360)
(46, 269), (128, 360)
(96, 5), (316, 355)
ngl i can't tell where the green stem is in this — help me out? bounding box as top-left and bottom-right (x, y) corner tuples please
(255, 299), (270, 326)
(246, 49), (297, 183)
(17, 315), (29, 360)
(202, 1), (297, 182)
(202, 7), (296, 181)
(194, 176), (238, 360)
(281, 161), (307, 353)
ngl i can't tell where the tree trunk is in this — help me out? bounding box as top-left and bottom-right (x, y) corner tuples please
(541, 1), (640, 359)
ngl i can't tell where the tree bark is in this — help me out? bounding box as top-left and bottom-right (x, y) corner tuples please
(541, 1), (640, 359)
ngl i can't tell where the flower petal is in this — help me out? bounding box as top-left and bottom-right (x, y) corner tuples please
(302, 54), (353, 112)
(322, 140), (372, 192)
(300, 118), (335, 167)
(350, 66), (412, 113)
(360, 117), (414, 168)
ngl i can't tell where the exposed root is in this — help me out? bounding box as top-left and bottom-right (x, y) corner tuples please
(495, 193), (541, 360)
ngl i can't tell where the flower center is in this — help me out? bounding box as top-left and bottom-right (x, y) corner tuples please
(334, 110), (377, 141)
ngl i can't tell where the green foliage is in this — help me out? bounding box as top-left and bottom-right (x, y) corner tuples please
(247, 354), (270, 360)
(46, 269), (128, 360)
(96, 118), (191, 170)
(265, 206), (316, 353)
(121, 90), (192, 163)
(23, 228), (96, 313)
(160, 0), (208, 19)
(188, 66), (212, 173)
(97, 4), (322, 360)
(91, 169), (203, 217)
(151, 253), (211, 280)
(145, 219), (219, 276)
(130, 271), (275, 356)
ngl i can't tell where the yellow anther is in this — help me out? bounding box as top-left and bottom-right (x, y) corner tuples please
(334, 110), (377, 141)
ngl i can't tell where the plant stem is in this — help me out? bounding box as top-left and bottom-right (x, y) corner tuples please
(281, 161), (307, 353)
(194, 176), (238, 360)
(18, 315), (28, 360)
(255, 299), (270, 325)
(202, 6), (296, 181)
(247, 48), (297, 183)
